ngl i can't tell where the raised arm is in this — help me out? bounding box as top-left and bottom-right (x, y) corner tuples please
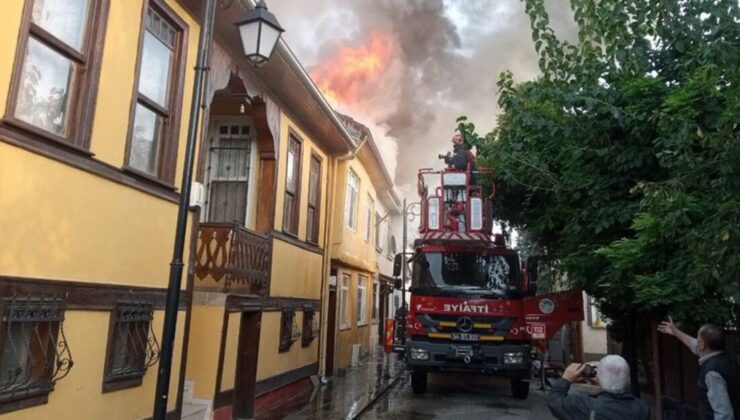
(658, 317), (695, 352)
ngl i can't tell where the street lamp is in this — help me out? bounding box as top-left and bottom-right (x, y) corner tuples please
(153, 1), (283, 419)
(235, 0), (285, 67)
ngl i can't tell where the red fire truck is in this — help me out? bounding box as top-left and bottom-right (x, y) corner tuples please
(393, 166), (584, 399)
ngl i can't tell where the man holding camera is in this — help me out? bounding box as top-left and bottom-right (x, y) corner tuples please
(547, 355), (651, 420)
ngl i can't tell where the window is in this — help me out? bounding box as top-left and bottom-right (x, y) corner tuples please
(0, 297), (72, 410)
(301, 308), (319, 347)
(125, 2), (187, 183)
(306, 153), (322, 244)
(345, 170), (359, 230)
(372, 279), (379, 321)
(283, 135), (302, 235)
(6, 0), (108, 148)
(279, 308), (301, 352)
(387, 235), (397, 259)
(339, 274), (349, 329)
(357, 276), (367, 325)
(206, 123), (251, 224)
(365, 194), (374, 242)
(103, 303), (159, 392)
(375, 211), (383, 250)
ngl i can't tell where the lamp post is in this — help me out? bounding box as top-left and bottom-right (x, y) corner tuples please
(153, 1), (283, 418)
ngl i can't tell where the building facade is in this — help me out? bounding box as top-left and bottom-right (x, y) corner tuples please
(0, 0), (198, 418)
(0, 1), (401, 419)
(178, 3), (360, 419)
(322, 115), (398, 372)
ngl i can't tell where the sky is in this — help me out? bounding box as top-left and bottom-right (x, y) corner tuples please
(268, 0), (578, 194)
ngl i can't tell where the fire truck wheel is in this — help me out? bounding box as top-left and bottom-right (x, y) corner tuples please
(411, 372), (428, 394)
(510, 377), (530, 399)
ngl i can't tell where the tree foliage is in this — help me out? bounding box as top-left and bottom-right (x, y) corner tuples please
(476, 0), (740, 330)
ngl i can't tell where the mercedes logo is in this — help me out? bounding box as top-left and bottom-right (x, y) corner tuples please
(456, 316), (474, 332)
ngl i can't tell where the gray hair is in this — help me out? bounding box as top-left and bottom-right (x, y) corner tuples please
(597, 355), (630, 394)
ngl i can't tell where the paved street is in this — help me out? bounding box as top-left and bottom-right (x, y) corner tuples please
(260, 351), (555, 420)
(361, 373), (555, 420)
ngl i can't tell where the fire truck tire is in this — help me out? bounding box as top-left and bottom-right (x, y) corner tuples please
(510, 377), (530, 399)
(411, 372), (428, 394)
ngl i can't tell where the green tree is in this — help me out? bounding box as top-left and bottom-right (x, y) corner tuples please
(475, 0), (740, 332)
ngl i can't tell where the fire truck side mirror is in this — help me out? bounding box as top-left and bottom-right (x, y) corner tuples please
(393, 253), (403, 277)
(394, 278), (403, 289)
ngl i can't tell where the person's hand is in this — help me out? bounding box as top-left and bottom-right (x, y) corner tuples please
(562, 363), (586, 383)
(657, 316), (678, 336)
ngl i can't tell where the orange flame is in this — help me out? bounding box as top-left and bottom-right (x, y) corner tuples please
(311, 32), (394, 108)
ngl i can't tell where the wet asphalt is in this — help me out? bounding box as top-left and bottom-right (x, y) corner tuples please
(258, 350), (556, 420)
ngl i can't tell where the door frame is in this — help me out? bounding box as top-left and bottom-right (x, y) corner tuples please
(232, 309), (262, 420)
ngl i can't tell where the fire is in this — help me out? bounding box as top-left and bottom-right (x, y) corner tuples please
(311, 32), (394, 108)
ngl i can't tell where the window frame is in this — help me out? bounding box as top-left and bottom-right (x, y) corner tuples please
(3, 0), (111, 152)
(357, 275), (367, 326)
(374, 211), (383, 251)
(278, 308), (301, 352)
(301, 308), (319, 347)
(345, 169), (360, 231)
(365, 194), (374, 243)
(339, 274), (350, 330)
(0, 297), (72, 414)
(205, 121), (253, 224)
(306, 151), (322, 245)
(123, 0), (188, 186)
(372, 279), (379, 322)
(102, 303), (158, 393)
(282, 132), (303, 236)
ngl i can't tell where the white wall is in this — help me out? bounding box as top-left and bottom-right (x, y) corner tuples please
(581, 292), (608, 358)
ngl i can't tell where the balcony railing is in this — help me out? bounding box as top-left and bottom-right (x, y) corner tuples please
(195, 223), (270, 295)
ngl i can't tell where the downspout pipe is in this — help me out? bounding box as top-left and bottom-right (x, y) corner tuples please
(153, 0), (216, 418)
(338, 136), (367, 161)
(318, 156), (337, 379)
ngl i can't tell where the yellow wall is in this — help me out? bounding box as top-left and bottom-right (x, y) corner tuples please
(220, 311), (242, 391)
(273, 114), (329, 246)
(2, 310), (185, 420)
(256, 311), (318, 381)
(0, 0), (23, 116)
(185, 304), (224, 400)
(269, 238), (323, 299)
(335, 268), (374, 369)
(330, 159), (380, 274)
(0, 143), (195, 287)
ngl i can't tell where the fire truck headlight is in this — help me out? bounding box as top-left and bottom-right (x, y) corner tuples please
(409, 348), (430, 361)
(503, 352), (524, 365)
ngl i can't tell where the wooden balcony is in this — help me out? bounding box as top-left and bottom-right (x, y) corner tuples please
(194, 223), (271, 295)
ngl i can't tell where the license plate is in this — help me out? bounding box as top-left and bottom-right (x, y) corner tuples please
(451, 333), (479, 341)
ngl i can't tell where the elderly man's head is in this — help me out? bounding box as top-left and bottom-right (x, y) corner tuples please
(597, 355), (630, 394)
(697, 324), (726, 355)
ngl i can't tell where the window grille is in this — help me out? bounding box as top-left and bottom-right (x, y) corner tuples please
(301, 308), (320, 347)
(103, 303), (159, 391)
(279, 309), (301, 352)
(0, 295), (73, 404)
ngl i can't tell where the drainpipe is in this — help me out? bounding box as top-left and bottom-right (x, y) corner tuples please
(317, 156), (337, 380)
(338, 136), (367, 161)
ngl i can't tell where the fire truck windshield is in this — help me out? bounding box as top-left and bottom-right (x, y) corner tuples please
(412, 252), (521, 297)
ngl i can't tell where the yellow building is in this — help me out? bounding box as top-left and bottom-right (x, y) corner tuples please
(0, 0), (198, 418)
(321, 114), (399, 373)
(177, 3), (361, 420)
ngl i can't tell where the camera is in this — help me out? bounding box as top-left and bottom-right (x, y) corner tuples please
(582, 364), (597, 379)
(438, 153), (449, 160)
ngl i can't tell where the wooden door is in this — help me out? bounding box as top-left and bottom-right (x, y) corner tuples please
(233, 310), (261, 419)
(325, 288), (337, 377)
